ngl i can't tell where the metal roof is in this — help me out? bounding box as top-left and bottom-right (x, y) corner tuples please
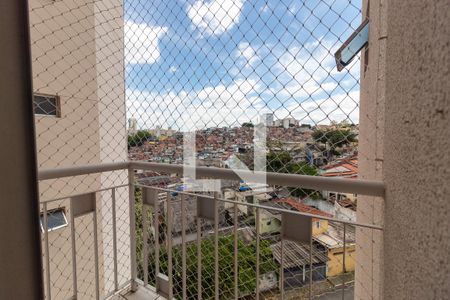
(270, 240), (328, 269)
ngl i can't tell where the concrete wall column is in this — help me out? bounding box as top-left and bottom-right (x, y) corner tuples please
(382, 1), (450, 299)
(356, 0), (387, 299)
(0, 0), (44, 299)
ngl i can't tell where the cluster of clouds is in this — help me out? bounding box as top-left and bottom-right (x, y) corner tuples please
(125, 0), (361, 130)
(124, 21), (168, 64)
(187, 0), (245, 36)
(125, 0), (245, 63)
(127, 73), (359, 131)
(127, 78), (263, 131)
(235, 42), (259, 68)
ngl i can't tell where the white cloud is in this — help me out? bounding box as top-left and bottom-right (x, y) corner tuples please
(279, 91), (360, 125)
(187, 0), (245, 36)
(265, 39), (360, 100)
(169, 66), (178, 73)
(127, 78), (263, 131)
(126, 78), (359, 133)
(237, 43), (254, 60)
(236, 42), (259, 68)
(288, 3), (299, 14)
(259, 3), (270, 14)
(126, 37), (361, 130)
(124, 21), (168, 64)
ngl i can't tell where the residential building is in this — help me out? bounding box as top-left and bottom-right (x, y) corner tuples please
(315, 223), (356, 277)
(320, 157), (358, 205)
(223, 185), (273, 215)
(274, 199), (356, 278)
(271, 240), (328, 288)
(274, 118), (299, 129)
(148, 126), (176, 138)
(28, 0), (129, 298)
(260, 113), (274, 126)
(258, 208), (282, 235)
(128, 118), (138, 135)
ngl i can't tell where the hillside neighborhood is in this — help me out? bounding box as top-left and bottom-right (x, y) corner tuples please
(129, 118), (359, 296)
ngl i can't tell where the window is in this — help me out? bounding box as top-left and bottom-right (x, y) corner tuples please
(40, 208), (68, 232)
(34, 93), (61, 117)
(315, 221), (321, 229)
(245, 195), (254, 203)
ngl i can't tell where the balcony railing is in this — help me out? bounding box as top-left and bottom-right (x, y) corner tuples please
(37, 162), (383, 300)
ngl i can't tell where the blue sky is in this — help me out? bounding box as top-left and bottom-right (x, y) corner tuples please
(124, 0), (362, 130)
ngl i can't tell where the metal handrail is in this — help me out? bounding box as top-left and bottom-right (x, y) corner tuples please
(37, 160), (385, 197)
(37, 161), (129, 180)
(38, 161), (383, 300)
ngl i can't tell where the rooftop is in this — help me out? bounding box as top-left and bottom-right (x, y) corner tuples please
(321, 157), (358, 179)
(276, 198), (334, 218)
(314, 223), (356, 249)
(271, 240), (328, 268)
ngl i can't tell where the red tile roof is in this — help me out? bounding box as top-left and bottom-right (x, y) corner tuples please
(276, 198), (333, 218)
(321, 157), (358, 178)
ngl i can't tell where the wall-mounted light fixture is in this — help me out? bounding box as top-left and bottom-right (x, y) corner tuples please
(335, 19), (369, 71)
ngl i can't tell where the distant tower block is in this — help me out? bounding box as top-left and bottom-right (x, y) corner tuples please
(260, 113), (274, 126)
(128, 118), (137, 134)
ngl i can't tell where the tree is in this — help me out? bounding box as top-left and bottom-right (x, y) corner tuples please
(266, 151), (320, 197)
(134, 187), (276, 299)
(142, 235), (276, 300)
(312, 129), (357, 150)
(267, 151), (292, 173)
(288, 162), (320, 198)
(185, 236), (275, 299)
(242, 122), (254, 128)
(128, 130), (153, 148)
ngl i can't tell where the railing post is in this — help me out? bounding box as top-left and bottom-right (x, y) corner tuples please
(255, 208), (260, 300)
(167, 192), (174, 300)
(111, 188), (119, 292)
(196, 197), (202, 300)
(233, 203), (238, 300)
(309, 234), (313, 299)
(43, 203), (52, 300)
(93, 201), (100, 300)
(342, 223), (347, 300)
(280, 238), (284, 300)
(214, 192), (219, 300)
(70, 198), (78, 299)
(181, 193), (187, 300)
(128, 167), (138, 291)
(153, 189), (160, 290)
(142, 201), (149, 287)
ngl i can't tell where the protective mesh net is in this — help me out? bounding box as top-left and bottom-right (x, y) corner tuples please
(28, 0), (379, 299)
(133, 186), (366, 300)
(30, 0), (362, 183)
(125, 0), (361, 168)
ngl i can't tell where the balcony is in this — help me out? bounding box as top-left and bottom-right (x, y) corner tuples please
(38, 161), (383, 300)
(4, 0), (450, 298)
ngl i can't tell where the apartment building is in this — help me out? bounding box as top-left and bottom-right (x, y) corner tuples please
(28, 0), (129, 298)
